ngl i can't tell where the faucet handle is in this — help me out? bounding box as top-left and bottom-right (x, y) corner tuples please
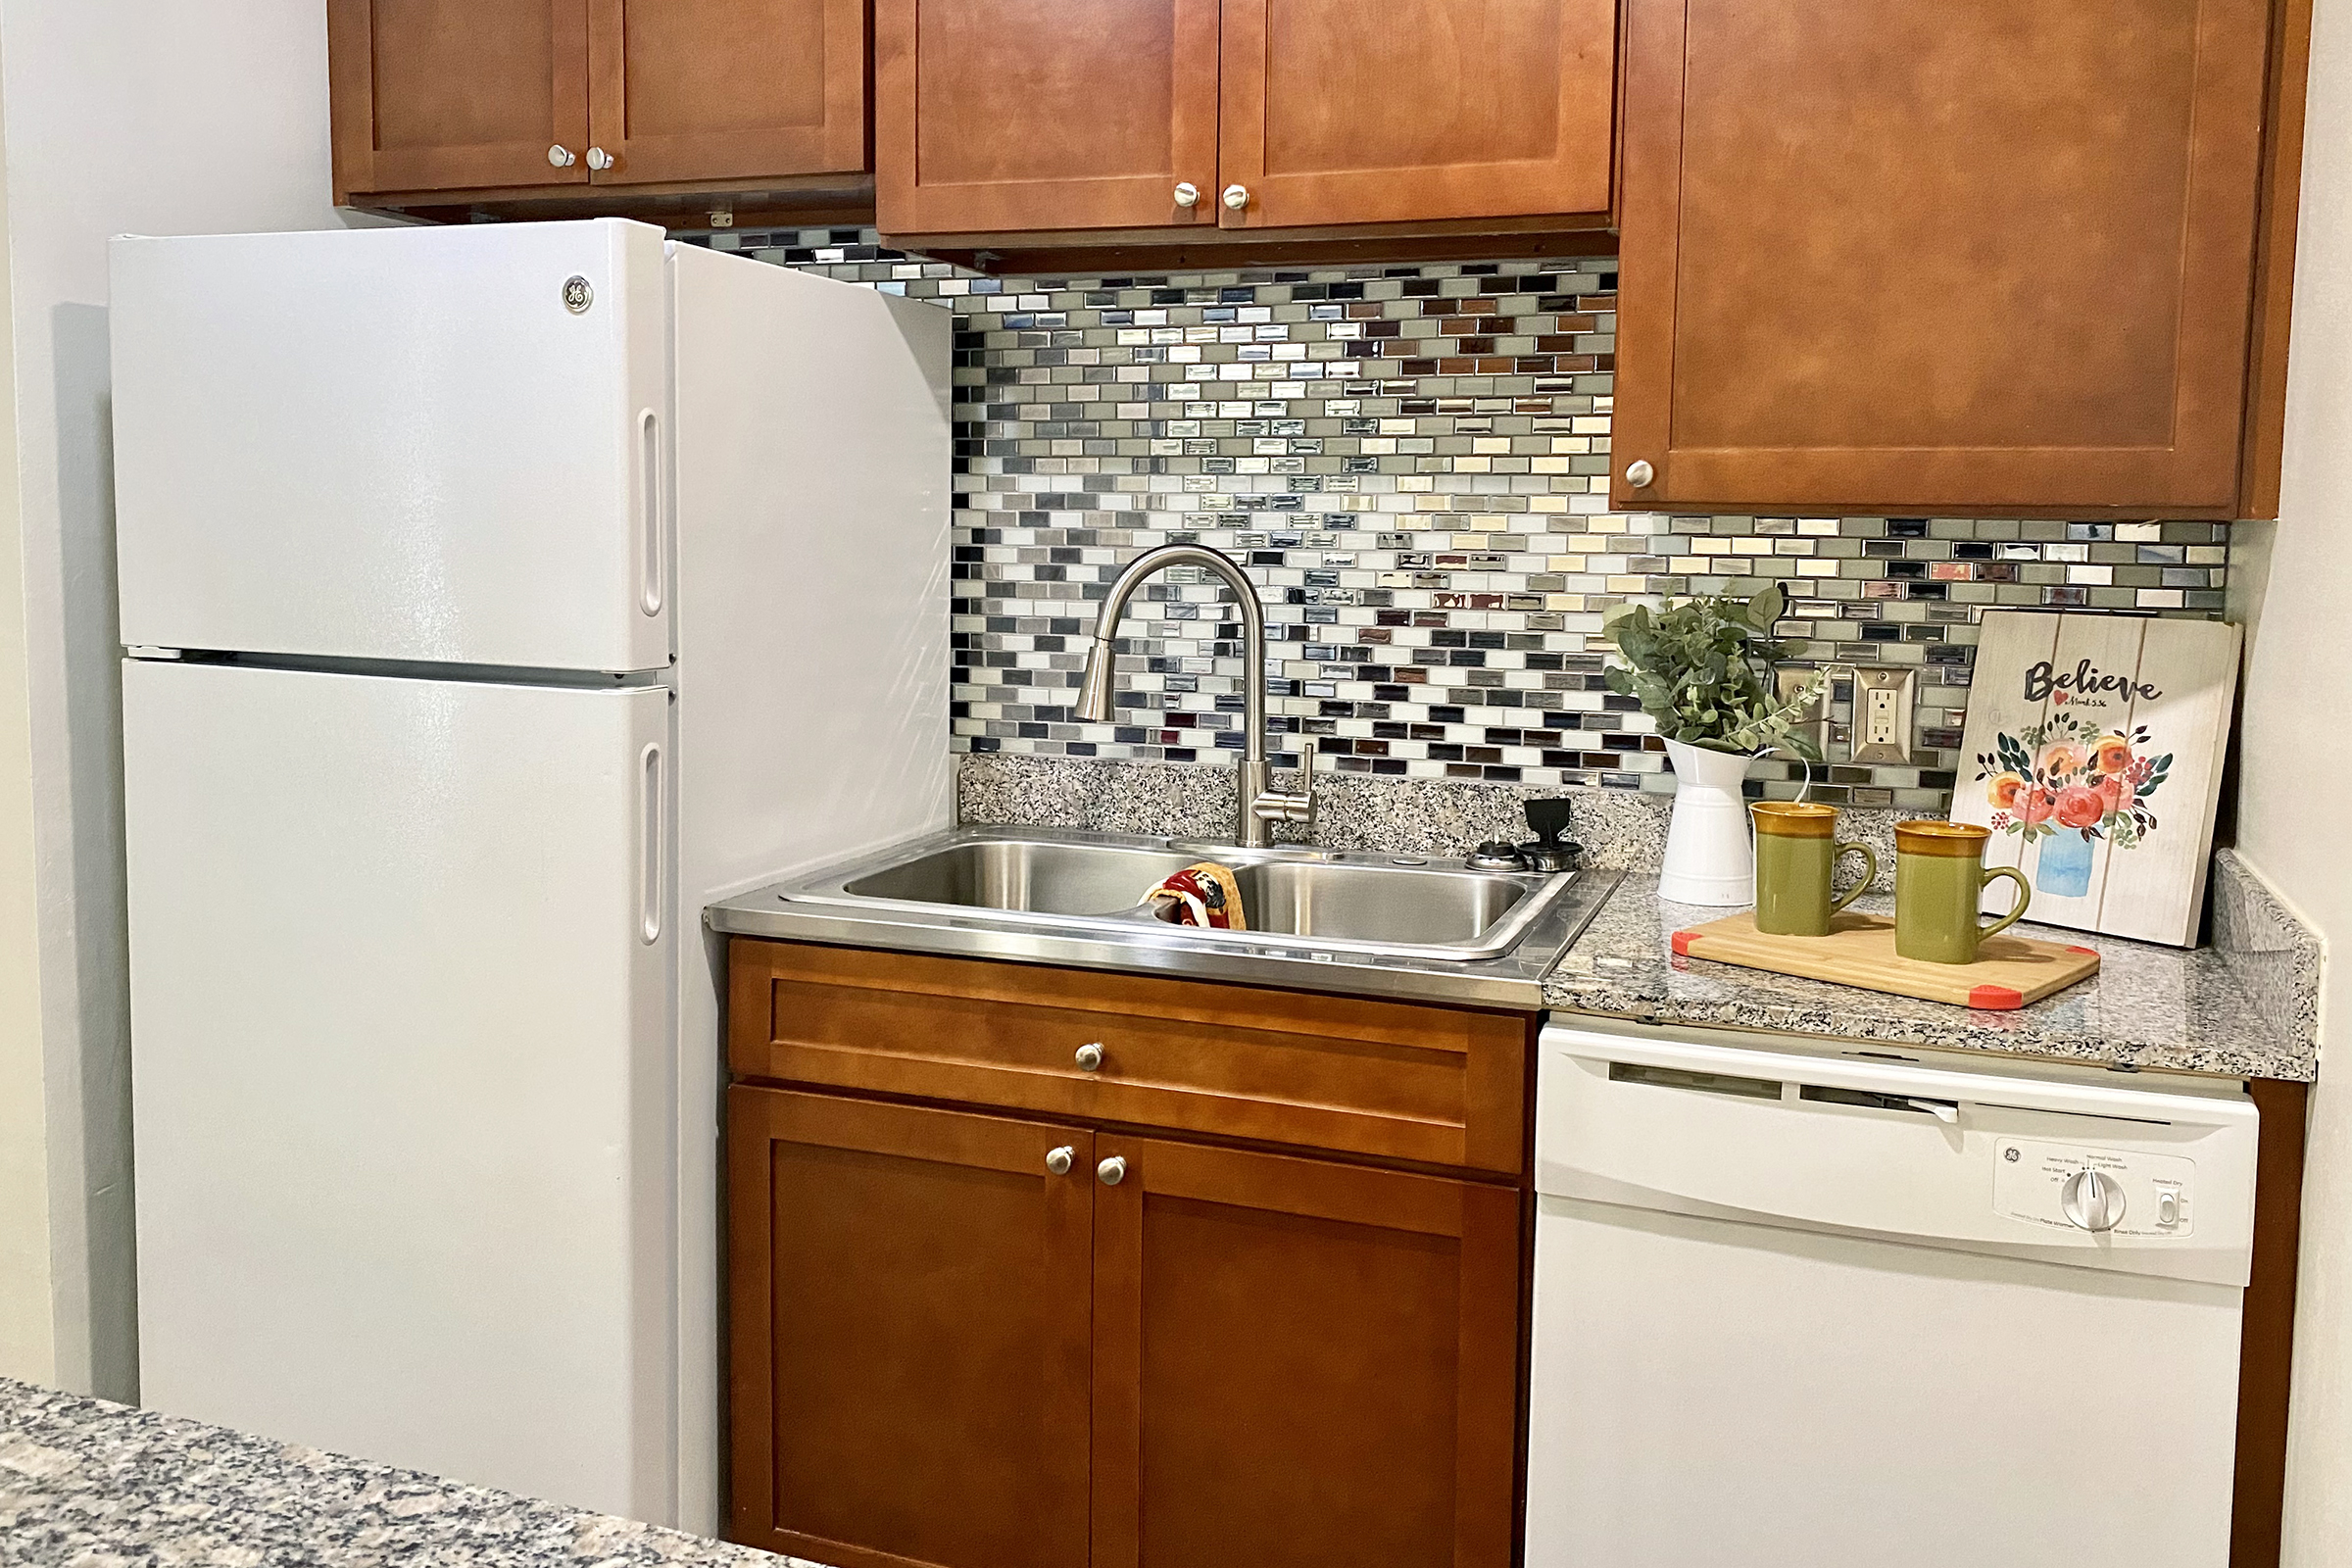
(1252, 735), (1321, 831)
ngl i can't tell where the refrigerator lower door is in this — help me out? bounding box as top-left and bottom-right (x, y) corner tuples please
(110, 220), (669, 672)
(123, 659), (675, 1521)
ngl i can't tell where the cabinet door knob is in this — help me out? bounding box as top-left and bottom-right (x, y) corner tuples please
(548, 145), (577, 169)
(586, 146), (617, 172)
(1045, 1146), (1075, 1176)
(1097, 1155), (1127, 1186)
(1222, 183), (1250, 211)
(1075, 1042), (1104, 1071)
(1173, 182), (1200, 209)
(1625, 459), (1656, 488)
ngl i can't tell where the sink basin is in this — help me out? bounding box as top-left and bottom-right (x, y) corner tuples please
(1225, 859), (1533, 948)
(789, 828), (1573, 961)
(844, 839), (1200, 915)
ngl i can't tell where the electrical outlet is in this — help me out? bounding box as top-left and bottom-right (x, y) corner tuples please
(1850, 666), (1917, 764)
(1775, 668), (1833, 759)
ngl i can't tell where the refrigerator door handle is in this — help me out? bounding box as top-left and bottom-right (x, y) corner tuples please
(638, 409), (664, 618)
(639, 741), (664, 944)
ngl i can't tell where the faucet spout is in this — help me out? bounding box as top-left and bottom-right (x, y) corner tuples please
(1074, 544), (1312, 849)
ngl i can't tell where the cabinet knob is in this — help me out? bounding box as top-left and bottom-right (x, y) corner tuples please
(548, 145), (577, 169)
(1222, 184), (1250, 212)
(1045, 1145), (1075, 1176)
(1097, 1155), (1127, 1187)
(586, 146), (617, 172)
(1625, 459), (1655, 488)
(1173, 182), (1200, 209)
(1075, 1042), (1104, 1072)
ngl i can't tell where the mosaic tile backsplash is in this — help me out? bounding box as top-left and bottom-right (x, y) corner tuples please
(697, 227), (2233, 812)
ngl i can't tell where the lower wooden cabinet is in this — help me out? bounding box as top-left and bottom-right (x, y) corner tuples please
(1090, 1135), (1521, 1568)
(728, 1087), (1095, 1568)
(726, 1084), (1522, 1568)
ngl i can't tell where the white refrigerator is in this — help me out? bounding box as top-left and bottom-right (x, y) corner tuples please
(112, 219), (953, 1532)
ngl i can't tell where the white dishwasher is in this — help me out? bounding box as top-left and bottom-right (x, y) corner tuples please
(1527, 1019), (2260, 1568)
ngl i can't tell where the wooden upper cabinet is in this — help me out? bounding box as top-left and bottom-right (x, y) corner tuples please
(1612, 0), (2279, 516)
(727, 1086), (1095, 1568)
(875, 0), (1221, 234)
(1090, 1137), (1520, 1568)
(584, 0), (866, 184)
(1218, 0), (1614, 228)
(329, 0), (590, 198)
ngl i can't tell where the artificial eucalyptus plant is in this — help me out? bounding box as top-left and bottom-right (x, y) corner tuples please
(1601, 582), (1825, 758)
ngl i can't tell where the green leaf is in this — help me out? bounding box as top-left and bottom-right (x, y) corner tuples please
(1746, 583), (1785, 630)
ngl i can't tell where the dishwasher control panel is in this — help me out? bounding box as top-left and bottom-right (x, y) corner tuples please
(1993, 1138), (2195, 1238)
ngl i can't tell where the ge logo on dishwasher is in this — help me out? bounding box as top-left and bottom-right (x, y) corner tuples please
(2003, 1147), (2022, 1162)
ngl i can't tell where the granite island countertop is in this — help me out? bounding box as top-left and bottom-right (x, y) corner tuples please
(1544, 855), (2320, 1082)
(0, 1379), (808, 1568)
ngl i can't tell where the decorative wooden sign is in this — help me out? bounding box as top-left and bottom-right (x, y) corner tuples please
(1950, 612), (2240, 947)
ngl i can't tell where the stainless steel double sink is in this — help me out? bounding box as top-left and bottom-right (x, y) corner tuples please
(708, 827), (1618, 1008)
(830, 832), (1551, 956)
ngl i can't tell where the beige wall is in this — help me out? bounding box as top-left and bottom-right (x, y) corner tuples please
(0, 0), (348, 1396)
(0, 60), (55, 1385)
(2237, 0), (2352, 1559)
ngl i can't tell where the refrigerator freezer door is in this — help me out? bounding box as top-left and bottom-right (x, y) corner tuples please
(111, 220), (669, 672)
(123, 660), (675, 1520)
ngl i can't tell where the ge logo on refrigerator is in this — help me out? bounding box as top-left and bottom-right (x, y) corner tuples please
(563, 275), (594, 314)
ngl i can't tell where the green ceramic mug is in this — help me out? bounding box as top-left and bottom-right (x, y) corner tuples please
(1750, 802), (1878, 937)
(1895, 820), (2032, 964)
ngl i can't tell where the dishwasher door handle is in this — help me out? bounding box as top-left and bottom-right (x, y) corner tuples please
(1906, 1099), (1962, 1124)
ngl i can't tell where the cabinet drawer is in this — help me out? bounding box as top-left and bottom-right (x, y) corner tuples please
(728, 940), (1530, 1175)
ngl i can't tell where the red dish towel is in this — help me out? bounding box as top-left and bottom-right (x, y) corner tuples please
(1144, 862), (1249, 931)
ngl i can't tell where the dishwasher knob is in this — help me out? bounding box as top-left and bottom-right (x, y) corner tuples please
(2060, 1168), (2126, 1232)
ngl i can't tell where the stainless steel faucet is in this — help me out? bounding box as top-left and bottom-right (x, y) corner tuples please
(1073, 543), (1316, 849)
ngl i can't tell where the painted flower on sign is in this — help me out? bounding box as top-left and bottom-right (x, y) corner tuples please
(2037, 742), (2085, 777)
(2053, 785), (2106, 829)
(1975, 710), (2171, 852)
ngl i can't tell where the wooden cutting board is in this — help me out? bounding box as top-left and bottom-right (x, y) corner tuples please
(1669, 911), (2100, 1010)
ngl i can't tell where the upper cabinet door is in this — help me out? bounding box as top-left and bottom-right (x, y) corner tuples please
(329, 0), (590, 198)
(585, 0), (867, 184)
(1217, 0), (1615, 229)
(1613, 0), (2274, 515)
(875, 0), (1221, 234)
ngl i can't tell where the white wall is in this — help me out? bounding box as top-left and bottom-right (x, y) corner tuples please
(0, 0), (350, 1397)
(2238, 0), (2352, 1558)
(0, 51), (56, 1387)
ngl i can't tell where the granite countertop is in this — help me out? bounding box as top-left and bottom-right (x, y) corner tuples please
(956, 758), (2325, 1082)
(0, 1379), (803, 1568)
(1545, 860), (2319, 1082)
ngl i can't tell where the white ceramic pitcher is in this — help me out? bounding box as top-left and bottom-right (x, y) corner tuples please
(1656, 739), (1757, 906)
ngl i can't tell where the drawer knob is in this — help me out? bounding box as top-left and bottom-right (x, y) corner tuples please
(1097, 1155), (1127, 1187)
(1046, 1145), (1075, 1176)
(1075, 1042), (1104, 1071)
